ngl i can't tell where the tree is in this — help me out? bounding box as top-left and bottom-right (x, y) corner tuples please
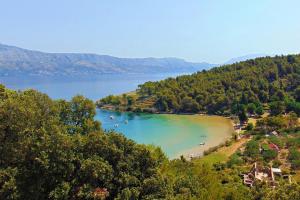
(262, 149), (278, 162)
(245, 123), (254, 131)
(244, 140), (260, 159)
(126, 95), (136, 107)
(180, 96), (199, 113)
(255, 105), (264, 116)
(0, 168), (18, 200)
(295, 86), (300, 102)
(238, 111), (248, 123)
(247, 103), (257, 114)
(286, 100), (300, 116)
(263, 183), (300, 200)
(99, 54), (300, 117)
(227, 153), (244, 167)
(0, 86), (169, 199)
(269, 101), (286, 115)
(57, 95), (101, 134)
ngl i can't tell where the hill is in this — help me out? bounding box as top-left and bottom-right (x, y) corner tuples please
(0, 43), (214, 77)
(98, 54), (300, 117)
(1, 84), (300, 199)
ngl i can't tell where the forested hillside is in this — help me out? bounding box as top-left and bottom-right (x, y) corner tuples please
(98, 55), (300, 118)
(0, 85), (250, 199)
(1, 85), (300, 199)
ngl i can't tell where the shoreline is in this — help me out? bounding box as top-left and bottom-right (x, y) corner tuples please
(98, 108), (236, 160)
(176, 115), (234, 159)
(98, 105), (225, 116)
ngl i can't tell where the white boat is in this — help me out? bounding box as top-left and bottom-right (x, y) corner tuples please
(110, 115), (114, 120)
(114, 124), (119, 128)
(199, 142), (205, 145)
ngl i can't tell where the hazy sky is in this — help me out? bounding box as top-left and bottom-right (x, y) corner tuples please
(1, 0), (300, 63)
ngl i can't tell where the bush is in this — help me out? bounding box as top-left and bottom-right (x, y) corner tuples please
(288, 148), (300, 161)
(291, 160), (300, 170)
(272, 159), (282, 168)
(262, 149), (278, 162)
(269, 136), (285, 148)
(227, 153), (244, 167)
(245, 123), (254, 131)
(244, 140), (260, 159)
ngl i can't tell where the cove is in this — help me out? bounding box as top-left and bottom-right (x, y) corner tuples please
(96, 109), (234, 159)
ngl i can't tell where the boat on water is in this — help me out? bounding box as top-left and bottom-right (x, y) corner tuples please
(114, 124), (119, 128)
(199, 142), (205, 145)
(110, 115), (114, 120)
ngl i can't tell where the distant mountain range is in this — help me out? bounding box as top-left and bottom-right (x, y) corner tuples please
(0, 43), (269, 78)
(0, 44), (214, 77)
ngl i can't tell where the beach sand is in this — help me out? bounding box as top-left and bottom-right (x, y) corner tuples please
(175, 115), (234, 159)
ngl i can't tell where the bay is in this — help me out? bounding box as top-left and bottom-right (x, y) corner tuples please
(96, 109), (233, 159)
(1, 73), (233, 158)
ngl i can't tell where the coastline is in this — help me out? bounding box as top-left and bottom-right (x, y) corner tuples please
(175, 115), (235, 159)
(97, 108), (235, 160)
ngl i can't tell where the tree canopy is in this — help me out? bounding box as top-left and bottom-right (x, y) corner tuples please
(100, 55), (300, 117)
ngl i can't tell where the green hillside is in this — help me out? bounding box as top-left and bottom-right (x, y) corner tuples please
(98, 55), (300, 118)
(1, 84), (300, 199)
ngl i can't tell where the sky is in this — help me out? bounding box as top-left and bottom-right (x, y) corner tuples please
(0, 0), (300, 63)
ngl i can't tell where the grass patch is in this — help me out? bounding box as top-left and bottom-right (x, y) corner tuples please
(193, 152), (227, 166)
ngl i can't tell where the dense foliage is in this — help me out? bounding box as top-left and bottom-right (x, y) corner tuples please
(0, 85), (254, 200)
(2, 54), (300, 199)
(99, 55), (300, 118)
(1, 82), (300, 199)
(0, 85), (168, 199)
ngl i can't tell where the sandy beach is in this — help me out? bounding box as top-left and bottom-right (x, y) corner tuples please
(175, 115), (234, 159)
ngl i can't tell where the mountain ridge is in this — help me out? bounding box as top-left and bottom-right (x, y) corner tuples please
(0, 43), (273, 78)
(0, 43), (214, 77)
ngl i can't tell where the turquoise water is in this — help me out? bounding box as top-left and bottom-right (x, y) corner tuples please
(2, 74), (232, 158)
(96, 109), (233, 158)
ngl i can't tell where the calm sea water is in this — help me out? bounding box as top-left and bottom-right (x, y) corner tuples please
(1, 73), (184, 100)
(1, 73), (232, 158)
(96, 109), (233, 159)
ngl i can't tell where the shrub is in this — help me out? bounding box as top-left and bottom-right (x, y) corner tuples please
(272, 159), (282, 168)
(291, 160), (300, 170)
(244, 140), (260, 159)
(245, 123), (254, 131)
(262, 149), (278, 162)
(227, 153), (244, 167)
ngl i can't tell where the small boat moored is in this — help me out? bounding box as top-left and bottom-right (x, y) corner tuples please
(199, 142), (205, 146)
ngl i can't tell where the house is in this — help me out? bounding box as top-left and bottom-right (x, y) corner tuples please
(265, 130), (279, 138)
(242, 163), (280, 187)
(270, 131), (279, 137)
(271, 167), (282, 174)
(269, 143), (280, 152)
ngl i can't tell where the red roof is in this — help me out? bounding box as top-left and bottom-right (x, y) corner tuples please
(269, 143), (280, 151)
